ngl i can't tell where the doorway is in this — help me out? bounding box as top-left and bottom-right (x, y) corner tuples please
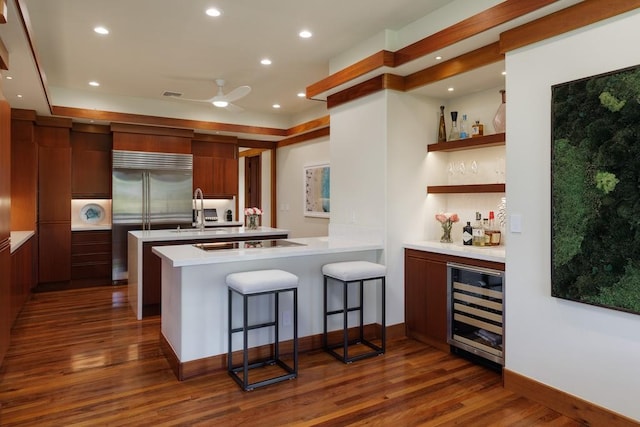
(244, 154), (261, 211)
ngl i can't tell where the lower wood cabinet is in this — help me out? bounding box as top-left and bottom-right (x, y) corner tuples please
(404, 249), (449, 351)
(11, 236), (35, 325)
(71, 230), (112, 285)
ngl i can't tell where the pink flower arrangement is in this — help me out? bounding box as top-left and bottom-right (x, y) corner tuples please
(435, 212), (458, 243)
(435, 212), (459, 224)
(244, 207), (262, 216)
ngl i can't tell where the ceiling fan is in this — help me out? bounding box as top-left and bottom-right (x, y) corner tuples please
(169, 79), (251, 112)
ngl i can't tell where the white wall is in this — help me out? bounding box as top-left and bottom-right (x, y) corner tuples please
(276, 137), (330, 237)
(506, 11), (640, 421)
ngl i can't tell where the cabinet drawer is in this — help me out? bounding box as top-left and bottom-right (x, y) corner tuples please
(72, 230), (111, 244)
(72, 252), (112, 265)
(71, 242), (111, 255)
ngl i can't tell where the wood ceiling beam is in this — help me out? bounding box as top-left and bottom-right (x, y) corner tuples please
(0, 37), (8, 70)
(51, 106), (288, 137)
(404, 42), (503, 91)
(500, 0), (640, 53)
(286, 115), (330, 136)
(277, 127), (330, 149)
(326, 74), (403, 109)
(0, 0), (6, 24)
(306, 51), (394, 99)
(394, 0), (558, 66)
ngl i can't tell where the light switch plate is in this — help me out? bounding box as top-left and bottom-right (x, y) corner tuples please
(510, 214), (522, 233)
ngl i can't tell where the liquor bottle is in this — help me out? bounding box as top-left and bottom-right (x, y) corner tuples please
(483, 218), (491, 245)
(472, 212), (485, 246)
(438, 106), (447, 142)
(459, 114), (469, 139)
(449, 111), (460, 141)
(462, 221), (473, 245)
(488, 211), (501, 246)
(471, 120), (484, 137)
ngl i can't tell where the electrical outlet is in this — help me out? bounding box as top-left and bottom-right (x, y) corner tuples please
(282, 310), (292, 326)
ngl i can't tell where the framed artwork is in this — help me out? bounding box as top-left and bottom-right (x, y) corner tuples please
(551, 64), (640, 315)
(304, 163), (330, 218)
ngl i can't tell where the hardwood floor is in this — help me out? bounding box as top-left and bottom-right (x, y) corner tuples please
(0, 286), (581, 426)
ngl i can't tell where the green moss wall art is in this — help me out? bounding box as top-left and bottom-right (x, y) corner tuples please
(551, 64), (640, 315)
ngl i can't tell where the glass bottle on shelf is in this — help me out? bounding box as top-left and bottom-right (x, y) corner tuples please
(459, 114), (469, 139)
(493, 90), (506, 133)
(438, 106), (447, 142)
(449, 111), (460, 141)
(472, 120), (484, 137)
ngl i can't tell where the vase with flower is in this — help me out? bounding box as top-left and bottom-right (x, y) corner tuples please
(244, 207), (262, 229)
(435, 212), (459, 243)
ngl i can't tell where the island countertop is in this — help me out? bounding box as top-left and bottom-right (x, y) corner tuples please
(152, 236), (383, 267)
(130, 226), (289, 243)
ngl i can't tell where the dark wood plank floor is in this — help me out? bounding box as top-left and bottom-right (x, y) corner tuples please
(0, 286), (581, 426)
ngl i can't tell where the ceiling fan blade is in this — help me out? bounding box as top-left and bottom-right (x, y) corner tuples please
(225, 103), (244, 113)
(222, 85), (251, 102)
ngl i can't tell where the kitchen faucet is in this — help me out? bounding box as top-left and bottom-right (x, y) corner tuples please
(194, 187), (205, 231)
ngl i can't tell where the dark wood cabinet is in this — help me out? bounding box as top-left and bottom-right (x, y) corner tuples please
(71, 230), (111, 285)
(1, 93), (12, 367)
(192, 138), (238, 198)
(71, 125), (112, 199)
(404, 249), (449, 351)
(37, 121), (72, 284)
(11, 236), (35, 325)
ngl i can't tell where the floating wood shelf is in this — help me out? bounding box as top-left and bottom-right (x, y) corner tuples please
(427, 183), (506, 194)
(427, 133), (505, 152)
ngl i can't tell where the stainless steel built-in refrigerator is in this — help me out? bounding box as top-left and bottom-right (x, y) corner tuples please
(112, 150), (193, 282)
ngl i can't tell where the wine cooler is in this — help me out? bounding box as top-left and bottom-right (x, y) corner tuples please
(447, 262), (505, 365)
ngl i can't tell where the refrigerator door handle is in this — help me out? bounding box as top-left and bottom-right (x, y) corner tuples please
(143, 171), (149, 230)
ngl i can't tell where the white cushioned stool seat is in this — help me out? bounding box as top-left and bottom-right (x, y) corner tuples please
(226, 269), (298, 294)
(322, 261), (386, 282)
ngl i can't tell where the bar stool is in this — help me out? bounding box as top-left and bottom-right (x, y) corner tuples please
(322, 261), (386, 363)
(227, 269), (298, 391)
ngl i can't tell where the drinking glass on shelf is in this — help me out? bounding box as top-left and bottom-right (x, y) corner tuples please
(471, 160), (478, 174)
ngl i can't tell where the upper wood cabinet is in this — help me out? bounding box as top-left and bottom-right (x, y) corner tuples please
(71, 125), (112, 199)
(192, 138), (238, 198)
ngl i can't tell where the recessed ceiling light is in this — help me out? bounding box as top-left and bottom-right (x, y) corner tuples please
(299, 30), (312, 39)
(94, 26), (109, 35)
(435, 56), (442, 60)
(261, 58), (272, 65)
(447, 87), (454, 92)
(205, 8), (221, 17)
(297, 92), (305, 98)
(502, 71), (507, 76)
(17, 94), (23, 98)
(6, 76), (13, 80)
(89, 81), (100, 87)
(272, 104), (281, 109)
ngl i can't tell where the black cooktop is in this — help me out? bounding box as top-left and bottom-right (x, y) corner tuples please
(193, 239), (305, 251)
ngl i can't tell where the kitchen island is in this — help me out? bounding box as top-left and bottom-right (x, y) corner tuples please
(152, 236), (383, 380)
(128, 226), (289, 319)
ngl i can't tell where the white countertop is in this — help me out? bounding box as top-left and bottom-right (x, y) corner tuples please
(10, 230), (35, 253)
(404, 240), (505, 263)
(130, 226), (289, 243)
(153, 236), (383, 267)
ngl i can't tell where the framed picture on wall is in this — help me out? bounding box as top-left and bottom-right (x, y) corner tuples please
(304, 163), (330, 218)
(551, 63), (640, 315)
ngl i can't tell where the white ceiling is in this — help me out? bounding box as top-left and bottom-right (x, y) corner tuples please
(0, 0), (582, 135)
(1, 0), (451, 123)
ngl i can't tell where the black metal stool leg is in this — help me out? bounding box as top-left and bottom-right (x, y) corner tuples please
(342, 278), (349, 362)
